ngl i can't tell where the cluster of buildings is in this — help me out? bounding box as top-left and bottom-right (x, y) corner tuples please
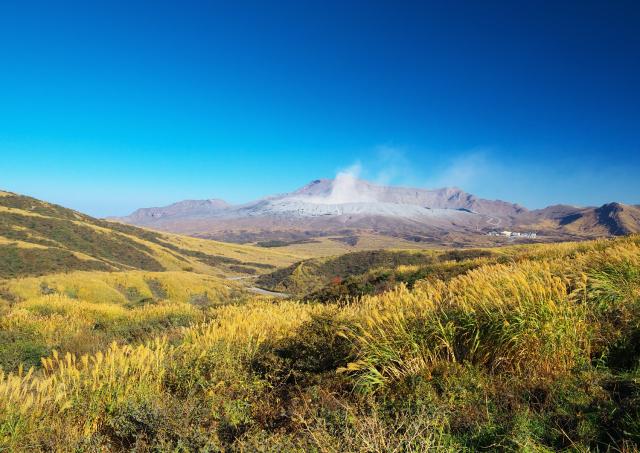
(487, 230), (537, 238)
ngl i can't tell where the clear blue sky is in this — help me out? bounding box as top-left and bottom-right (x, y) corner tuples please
(1, 0), (639, 216)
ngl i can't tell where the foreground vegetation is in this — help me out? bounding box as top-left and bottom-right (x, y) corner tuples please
(0, 235), (639, 451)
(0, 271), (246, 372)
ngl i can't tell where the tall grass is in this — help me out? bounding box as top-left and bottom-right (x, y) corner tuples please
(0, 271), (246, 373)
(340, 260), (591, 393)
(0, 236), (638, 450)
(0, 300), (326, 450)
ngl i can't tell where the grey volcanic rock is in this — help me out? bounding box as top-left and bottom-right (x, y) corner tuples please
(292, 179), (526, 217)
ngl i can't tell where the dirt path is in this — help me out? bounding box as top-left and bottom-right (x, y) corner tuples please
(246, 286), (290, 298)
(226, 275), (290, 298)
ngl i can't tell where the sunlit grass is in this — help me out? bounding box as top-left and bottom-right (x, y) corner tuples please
(3, 270), (239, 305)
(0, 235), (638, 450)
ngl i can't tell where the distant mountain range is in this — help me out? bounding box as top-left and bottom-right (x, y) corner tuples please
(117, 178), (640, 245)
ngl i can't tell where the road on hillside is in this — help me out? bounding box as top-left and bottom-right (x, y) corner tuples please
(486, 216), (502, 227)
(226, 275), (290, 298)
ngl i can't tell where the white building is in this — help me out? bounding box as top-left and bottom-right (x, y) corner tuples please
(487, 230), (538, 239)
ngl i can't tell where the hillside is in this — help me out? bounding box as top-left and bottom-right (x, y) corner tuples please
(0, 190), (299, 279)
(0, 269), (249, 371)
(255, 240), (608, 301)
(255, 248), (494, 298)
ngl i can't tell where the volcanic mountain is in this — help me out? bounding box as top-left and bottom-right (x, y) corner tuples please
(117, 178), (640, 244)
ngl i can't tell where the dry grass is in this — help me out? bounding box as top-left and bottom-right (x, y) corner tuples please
(0, 235), (638, 450)
(3, 270), (240, 305)
(0, 191), (305, 277)
(272, 233), (441, 258)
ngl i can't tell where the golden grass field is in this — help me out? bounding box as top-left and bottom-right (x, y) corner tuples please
(0, 234), (638, 451)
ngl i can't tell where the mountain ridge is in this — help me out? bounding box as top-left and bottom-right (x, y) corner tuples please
(116, 179), (640, 245)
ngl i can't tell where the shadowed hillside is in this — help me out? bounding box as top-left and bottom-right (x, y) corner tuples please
(518, 202), (640, 237)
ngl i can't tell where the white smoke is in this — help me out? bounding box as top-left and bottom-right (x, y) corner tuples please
(372, 145), (413, 186)
(295, 149), (490, 206)
(327, 164), (376, 203)
(300, 163), (377, 205)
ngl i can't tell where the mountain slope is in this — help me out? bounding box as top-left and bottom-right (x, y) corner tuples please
(292, 179), (527, 217)
(517, 202), (640, 237)
(0, 191), (298, 279)
(124, 198), (230, 224)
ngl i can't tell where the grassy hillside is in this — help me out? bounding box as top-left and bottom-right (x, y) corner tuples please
(0, 191), (300, 278)
(0, 235), (638, 450)
(256, 238), (637, 301)
(253, 232), (444, 257)
(255, 248), (491, 297)
(256, 244), (580, 299)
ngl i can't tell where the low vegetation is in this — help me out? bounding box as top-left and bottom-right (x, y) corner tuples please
(255, 239), (320, 248)
(0, 235), (638, 450)
(255, 249), (461, 296)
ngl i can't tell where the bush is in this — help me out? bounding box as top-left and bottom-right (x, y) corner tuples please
(253, 311), (353, 383)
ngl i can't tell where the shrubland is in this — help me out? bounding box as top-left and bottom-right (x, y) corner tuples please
(0, 236), (639, 451)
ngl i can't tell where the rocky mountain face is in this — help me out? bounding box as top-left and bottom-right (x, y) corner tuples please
(292, 179), (527, 217)
(117, 178), (639, 244)
(517, 202), (640, 236)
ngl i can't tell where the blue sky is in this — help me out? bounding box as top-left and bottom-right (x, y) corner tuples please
(1, 0), (639, 216)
